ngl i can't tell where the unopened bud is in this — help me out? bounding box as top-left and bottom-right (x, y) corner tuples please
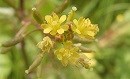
(32, 8), (43, 24)
(32, 7), (36, 11)
(72, 6), (77, 11)
(25, 53), (44, 74)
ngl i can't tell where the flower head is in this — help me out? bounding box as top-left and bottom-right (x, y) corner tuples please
(72, 17), (99, 39)
(37, 36), (53, 52)
(41, 13), (69, 35)
(77, 54), (92, 69)
(54, 41), (79, 66)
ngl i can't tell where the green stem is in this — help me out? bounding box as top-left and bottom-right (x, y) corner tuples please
(25, 52), (44, 74)
(20, 40), (29, 68)
(78, 46), (94, 53)
(0, 47), (11, 54)
(73, 35), (94, 43)
(18, 0), (25, 19)
(54, 0), (70, 14)
(37, 63), (42, 79)
(1, 35), (24, 47)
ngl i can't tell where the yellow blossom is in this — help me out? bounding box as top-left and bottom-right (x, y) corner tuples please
(37, 36), (53, 52)
(72, 17), (99, 39)
(41, 13), (69, 35)
(77, 54), (92, 69)
(54, 41), (79, 66)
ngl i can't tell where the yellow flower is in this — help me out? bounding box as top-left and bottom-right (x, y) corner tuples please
(37, 36), (53, 52)
(72, 17), (99, 39)
(77, 54), (92, 69)
(41, 13), (69, 35)
(54, 41), (79, 66)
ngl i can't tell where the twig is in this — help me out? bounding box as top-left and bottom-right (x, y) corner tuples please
(1, 35), (24, 47)
(19, 0), (24, 12)
(74, 44), (93, 53)
(18, 0), (25, 19)
(1, 28), (41, 47)
(15, 19), (31, 37)
(0, 29), (41, 54)
(73, 35), (94, 43)
(78, 46), (94, 53)
(1, 19), (31, 47)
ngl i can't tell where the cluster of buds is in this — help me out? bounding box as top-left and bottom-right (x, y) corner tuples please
(26, 7), (99, 74)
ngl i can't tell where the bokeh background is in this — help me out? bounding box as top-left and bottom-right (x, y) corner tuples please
(0, 0), (130, 79)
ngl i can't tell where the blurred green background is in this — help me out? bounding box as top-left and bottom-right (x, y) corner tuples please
(0, 0), (130, 79)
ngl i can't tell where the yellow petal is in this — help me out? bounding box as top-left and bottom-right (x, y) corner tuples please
(73, 19), (78, 25)
(59, 15), (66, 23)
(45, 15), (52, 23)
(41, 24), (48, 29)
(44, 27), (52, 33)
(57, 54), (62, 60)
(50, 30), (57, 35)
(78, 17), (84, 25)
(85, 19), (91, 25)
(57, 28), (64, 34)
(71, 25), (76, 31)
(75, 29), (81, 34)
(87, 31), (95, 36)
(52, 13), (59, 20)
(61, 57), (68, 66)
(95, 25), (99, 32)
(62, 25), (69, 31)
(52, 21), (57, 25)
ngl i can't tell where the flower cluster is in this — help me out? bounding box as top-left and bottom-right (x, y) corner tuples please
(41, 7), (99, 39)
(37, 7), (99, 69)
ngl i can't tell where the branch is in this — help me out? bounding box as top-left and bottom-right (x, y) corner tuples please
(1, 19), (31, 47)
(78, 46), (94, 53)
(18, 0), (25, 19)
(0, 29), (41, 54)
(1, 35), (24, 47)
(74, 44), (94, 53)
(73, 35), (94, 43)
(19, 0), (24, 11)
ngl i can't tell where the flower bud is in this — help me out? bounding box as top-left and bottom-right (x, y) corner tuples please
(25, 53), (44, 74)
(37, 36), (53, 52)
(32, 7), (43, 24)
